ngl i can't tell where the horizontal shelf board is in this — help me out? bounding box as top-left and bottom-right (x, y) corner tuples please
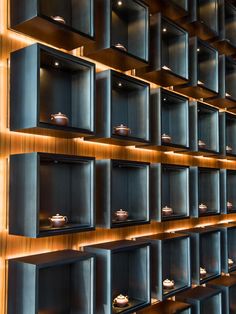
(175, 85), (218, 99)
(85, 47), (148, 71)
(200, 272), (221, 284)
(136, 68), (188, 87)
(162, 214), (189, 220)
(141, 232), (189, 241)
(112, 298), (148, 313)
(12, 127), (94, 139)
(40, 223), (92, 231)
(199, 211), (220, 216)
(87, 136), (149, 146)
(208, 275), (236, 287)
(10, 15), (94, 50)
(112, 218), (148, 224)
(163, 282), (190, 297)
(9, 250), (93, 266)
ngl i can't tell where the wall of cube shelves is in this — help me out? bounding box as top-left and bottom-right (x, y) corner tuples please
(1, 0), (236, 313)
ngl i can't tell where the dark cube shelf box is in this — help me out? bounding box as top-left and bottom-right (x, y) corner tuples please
(10, 43), (95, 138)
(219, 112), (236, 157)
(136, 13), (188, 87)
(151, 164), (190, 221)
(207, 275), (236, 314)
(10, 0), (94, 50)
(84, 0), (149, 71)
(176, 286), (222, 314)
(181, 0), (219, 40)
(9, 153), (95, 238)
(145, 0), (189, 20)
(180, 227), (221, 284)
(207, 55), (236, 110)
(189, 101), (219, 155)
(85, 240), (151, 314)
(217, 223), (236, 273)
(190, 167), (220, 217)
(220, 170), (236, 214)
(96, 159), (150, 228)
(176, 37), (219, 99)
(139, 233), (191, 301)
(212, 0), (236, 55)
(137, 300), (192, 314)
(88, 69), (150, 146)
(142, 88), (189, 152)
(8, 250), (95, 314)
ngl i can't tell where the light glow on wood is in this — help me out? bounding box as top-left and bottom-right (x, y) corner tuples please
(0, 2), (236, 313)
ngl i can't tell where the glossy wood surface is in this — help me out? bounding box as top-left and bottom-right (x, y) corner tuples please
(1, 0), (236, 313)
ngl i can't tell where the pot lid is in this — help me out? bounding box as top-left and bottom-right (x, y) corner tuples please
(50, 213), (65, 219)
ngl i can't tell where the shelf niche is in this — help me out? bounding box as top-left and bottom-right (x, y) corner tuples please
(85, 240), (151, 314)
(151, 164), (189, 221)
(96, 159), (150, 228)
(181, 0), (219, 40)
(8, 250), (95, 314)
(217, 223), (236, 273)
(9, 153), (95, 238)
(136, 13), (188, 87)
(220, 170), (236, 214)
(219, 112), (236, 157)
(142, 88), (189, 151)
(145, 0), (189, 20)
(176, 286), (222, 314)
(88, 69), (150, 146)
(190, 167), (220, 217)
(175, 37), (219, 98)
(10, 0), (94, 50)
(10, 43), (95, 138)
(212, 0), (236, 55)
(189, 101), (219, 155)
(137, 300), (192, 314)
(206, 55), (236, 109)
(207, 275), (236, 314)
(84, 0), (149, 70)
(180, 227), (221, 284)
(139, 233), (191, 301)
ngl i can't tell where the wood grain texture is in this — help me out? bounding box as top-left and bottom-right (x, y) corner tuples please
(1, 0), (236, 313)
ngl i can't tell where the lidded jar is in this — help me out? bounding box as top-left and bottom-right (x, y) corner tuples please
(49, 214), (68, 228)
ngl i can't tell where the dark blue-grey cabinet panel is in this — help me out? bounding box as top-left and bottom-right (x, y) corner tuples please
(207, 276), (236, 314)
(145, 0), (189, 19)
(217, 223), (236, 273)
(8, 250), (95, 314)
(136, 299), (192, 314)
(138, 233), (191, 301)
(176, 286), (223, 314)
(180, 0), (219, 40)
(207, 55), (236, 109)
(180, 227), (221, 284)
(10, 43), (95, 138)
(220, 170), (236, 214)
(175, 37), (219, 99)
(219, 112), (236, 157)
(85, 240), (151, 314)
(10, 0), (94, 50)
(140, 88), (189, 151)
(9, 152), (95, 237)
(136, 13), (189, 87)
(151, 164), (190, 221)
(190, 167), (220, 217)
(84, 0), (149, 70)
(188, 101), (219, 155)
(96, 159), (150, 228)
(87, 69), (150, 146)
(212, 0), (236, 55)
